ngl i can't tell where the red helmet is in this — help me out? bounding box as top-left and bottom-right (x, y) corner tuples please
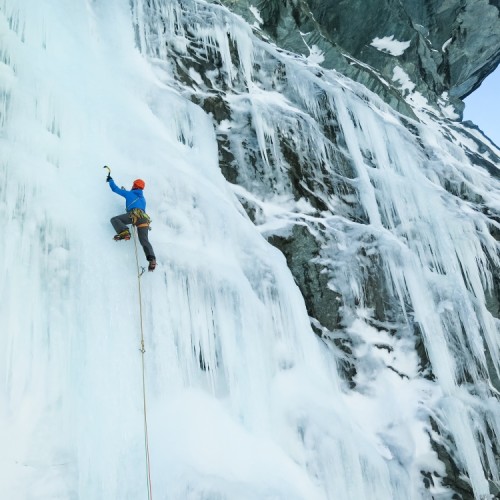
(132, 179), (145, 190)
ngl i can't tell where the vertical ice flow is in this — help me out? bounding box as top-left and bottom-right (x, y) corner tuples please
(0, 0), (499, 499)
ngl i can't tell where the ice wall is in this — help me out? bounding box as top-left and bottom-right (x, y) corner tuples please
(133, 0), (500, 498)
(0, 0), (499, 499)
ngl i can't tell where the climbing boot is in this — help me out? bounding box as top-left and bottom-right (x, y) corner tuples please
(148, 258), (156, 272)
(113, 229), (131, 241)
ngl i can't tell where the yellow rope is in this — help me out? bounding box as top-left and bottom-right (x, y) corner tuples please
(132, 226), (153, 500)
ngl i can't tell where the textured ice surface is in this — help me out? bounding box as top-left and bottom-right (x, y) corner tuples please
(0, 0), (499, 499)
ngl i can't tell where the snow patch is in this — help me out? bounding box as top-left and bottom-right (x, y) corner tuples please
(306, 45), (325, 65)
(249, 5), (263, 27)
(371, 36), (411, 56)
(392, 66), (416, 93)
(438, 92), (460, 120)
(441, 38), (452, 52)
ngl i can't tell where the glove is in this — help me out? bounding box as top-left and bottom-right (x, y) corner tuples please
(106, 174), (112, 182)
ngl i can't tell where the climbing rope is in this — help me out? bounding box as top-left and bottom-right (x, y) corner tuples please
(132, 226), (153, 500)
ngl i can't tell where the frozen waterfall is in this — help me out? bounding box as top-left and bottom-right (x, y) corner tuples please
(0, 0), (499, 499)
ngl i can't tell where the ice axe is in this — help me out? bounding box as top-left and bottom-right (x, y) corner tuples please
(103, 165), (111, 182)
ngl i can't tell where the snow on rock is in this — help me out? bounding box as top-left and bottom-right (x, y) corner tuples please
(392, 66), (416, 93)
(370, 36), (411, 56)
(306, 45), (325, 65)
(441, 37), (453, 52)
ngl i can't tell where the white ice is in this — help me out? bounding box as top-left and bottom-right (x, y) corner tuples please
(0, 0), (499, 499)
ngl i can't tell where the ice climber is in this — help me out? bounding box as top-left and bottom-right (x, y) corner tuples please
(106, 170), (157, 271)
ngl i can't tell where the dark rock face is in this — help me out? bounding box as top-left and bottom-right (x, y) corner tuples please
(221, 0), (500, 116)
(268, 225), (341, 332)
(401, 0), (500, 98)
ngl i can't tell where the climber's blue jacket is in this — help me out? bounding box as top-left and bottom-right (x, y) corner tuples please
(109, 179), (146, 212)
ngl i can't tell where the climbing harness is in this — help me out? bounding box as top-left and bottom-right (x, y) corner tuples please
(132, 226), (153, 500)
(130, 208), (152, 229)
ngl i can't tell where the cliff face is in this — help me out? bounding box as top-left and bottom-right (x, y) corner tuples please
(221, 0), (500, 117)
(151, 0), (500, 497)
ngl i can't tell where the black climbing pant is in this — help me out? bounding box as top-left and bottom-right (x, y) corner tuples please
(110, 212), (156, 260)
